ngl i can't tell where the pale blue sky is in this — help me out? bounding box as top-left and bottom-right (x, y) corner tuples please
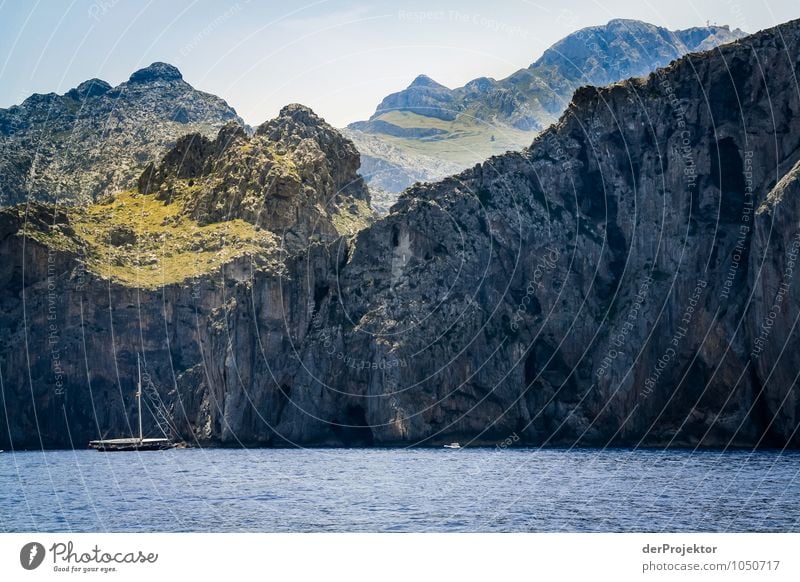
(0, 0), (797, 126)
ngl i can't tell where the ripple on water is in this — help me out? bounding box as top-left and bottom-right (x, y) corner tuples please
(1, 448), (799, 532)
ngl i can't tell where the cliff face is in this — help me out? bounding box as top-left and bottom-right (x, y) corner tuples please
(2, 20), (800, 449)
(0, 105), (372, 448)
(0, 63), (242, 206)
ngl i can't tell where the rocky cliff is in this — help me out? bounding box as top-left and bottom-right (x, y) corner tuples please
(2, 19), (800, 449)
(347, 20), (746, 197)
(0, 62), (242, 206)
(0, 104), (372, 448)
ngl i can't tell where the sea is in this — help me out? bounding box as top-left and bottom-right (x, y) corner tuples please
(1, 448), (798, 532)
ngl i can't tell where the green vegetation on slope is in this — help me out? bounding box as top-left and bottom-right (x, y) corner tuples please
(367, 110), (535, 164)
(21, 189), (278, 288)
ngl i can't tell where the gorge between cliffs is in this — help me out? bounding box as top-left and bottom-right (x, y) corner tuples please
(2, 19), (800, 452)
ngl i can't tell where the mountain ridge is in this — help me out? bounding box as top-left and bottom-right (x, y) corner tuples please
(0, 61), (243, 207)
(347, 19), (747, 198)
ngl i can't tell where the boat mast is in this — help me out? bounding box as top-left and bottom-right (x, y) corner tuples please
(137, 353), (143, 443)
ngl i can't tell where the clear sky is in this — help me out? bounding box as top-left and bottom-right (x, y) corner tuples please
(0, 0), (797, 127)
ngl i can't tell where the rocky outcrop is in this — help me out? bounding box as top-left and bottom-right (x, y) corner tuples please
(138, 104), (372, 248)
(347, 20), (746, 198)
(0, 62), (243, 206)
(1, 20), (800, 450)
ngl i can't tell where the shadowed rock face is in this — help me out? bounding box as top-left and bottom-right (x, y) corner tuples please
(2, 21), (800, 449)
(0, 62), (242, 207)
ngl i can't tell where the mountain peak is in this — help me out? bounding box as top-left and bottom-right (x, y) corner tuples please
(409, 74), (447, 89)
(531, 19), (747, 81)
(0, 61), (241, 206)
(277, 103), (323, 124)
(366, 74), (457, 122)
(67, 78), (112, 100)
(140, 102), (370, 240)
(254, 103), (328, 137)
(605, 18), (652, 27)
(252, 103), (366, 188)
(128, 62), (183, 84)
(464, 77), (498, 93)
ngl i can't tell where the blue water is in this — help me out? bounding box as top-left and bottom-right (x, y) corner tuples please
(1, 448), (798, 532)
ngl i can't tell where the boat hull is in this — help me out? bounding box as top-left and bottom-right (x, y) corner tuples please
(88, 438), (174, 452)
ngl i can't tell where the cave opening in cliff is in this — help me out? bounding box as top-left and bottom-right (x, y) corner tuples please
(710, 136), (747, 223)
(331, 404), (374, 446)
(313, 282), (330, 314)
(524, 352), (537, 387)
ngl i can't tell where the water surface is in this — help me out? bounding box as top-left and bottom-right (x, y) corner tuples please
(1, 448), (798, 532)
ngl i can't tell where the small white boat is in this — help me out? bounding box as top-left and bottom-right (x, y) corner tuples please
(443, 442), (461, 449)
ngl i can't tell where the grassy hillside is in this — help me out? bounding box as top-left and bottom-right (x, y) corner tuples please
(18, 189), (279, 288)
(374, 111), (535, 164)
